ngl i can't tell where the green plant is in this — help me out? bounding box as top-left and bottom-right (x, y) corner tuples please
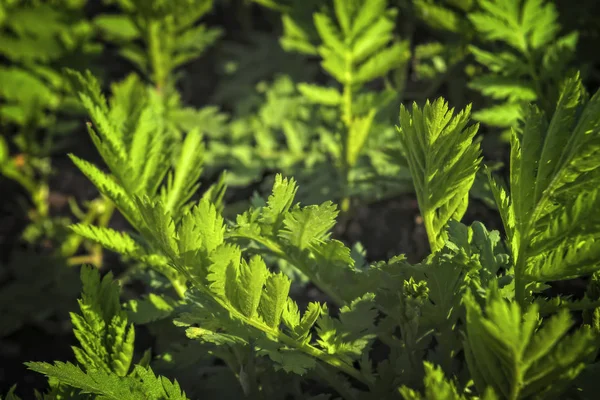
(0, 0), (98, 130)
(467, 0), (578, 131)
(218, 0), (413, 211)
(65, 69), (232, 294)
(22, 265), (189, 399)
(0, 0), (100, 237)
(280, 0), (411, 212)
(6, 1), (600, 398)
(93, 0), (228, 149)
(12, 66), (600, 399)
(0, 0), (114, 337)
(95, 0), (221, 92)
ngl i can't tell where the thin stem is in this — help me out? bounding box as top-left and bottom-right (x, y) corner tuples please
(340, 49), (354, 215)
(67, 253), (102, 267)
(147, 20), (167, 91)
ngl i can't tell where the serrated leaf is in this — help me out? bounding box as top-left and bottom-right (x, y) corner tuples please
(70, 224), (140, 257)
(236, 256), (268, 318)
(398, 98), (481, 251)
(279, 202), (338, 250)
(259, 272), (291, 329)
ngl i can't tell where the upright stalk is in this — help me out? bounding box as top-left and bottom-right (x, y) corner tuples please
(340, 51), (354, 214)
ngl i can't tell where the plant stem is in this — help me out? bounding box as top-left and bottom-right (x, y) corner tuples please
(340, 50), (354, 215)
(147, 20), (167, 92)
(67, 253), (102, 267)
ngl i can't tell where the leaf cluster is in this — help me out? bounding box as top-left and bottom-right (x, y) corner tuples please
(0, 0), (98, 129)
(25, 266), (189, 400)
(94, 0), (221, 90)
(468, 0), (579, 129)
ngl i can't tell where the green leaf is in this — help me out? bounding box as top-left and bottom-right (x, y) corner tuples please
(398, 361), (469, 400)
(236, 256), (268, 318)
(353, 40), (410, 84)
(207, 243), (242, 301)
(161, 130), (205, 216)
(94, 14), (140, 41)
(346, 108), (376, 167)
(398, 98), (481, 252)
(279, 202), (339, 251)
(333, 0), (352, 35)
(489, 72), (600, 289)
(127, 293), (178, 324)
(316, 294), (377, 364)
(468, 76), (537, 102)
(69, 266), (135, 377)
(463, 287), (598, 399)
(298, 83), (342, 105)
(70, 224), (141, 257)
(467, 0), (576, 129)
(351, 0), (387, 39)
(259, 174), (299, 234)
(26, 362), (189, 400)
(259, 272), (291, 329)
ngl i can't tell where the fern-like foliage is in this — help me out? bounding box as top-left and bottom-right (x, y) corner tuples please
(397, 99), (482, 252)
(25, 266), (188, 399)
(228, 174), (366, 305)
(65, 70), (220, 297)
(0, 0), (98, 130)
(70, 266), (135, 376)
(412, 0), (475, 35)
(207, 75), (333, 190)
(364, 220), (510, 387)
(129, 188), (375, 385)
(468, 0), (578, 130)
(488, 72), (600, 303)
(59, 266), (136, 377)
(277, 0), (410, 210)
(463, 286), (598, 399)
(27, 362), (189, 400)
(65, 71), (377, 388)
(0, 1), (100, 252)
(94, 0), (221, 91)
(399, 361), (498, 400)
(94, 0), (227, 146)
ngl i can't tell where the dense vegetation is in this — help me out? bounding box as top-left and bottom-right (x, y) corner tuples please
(2, 0), (600, 399)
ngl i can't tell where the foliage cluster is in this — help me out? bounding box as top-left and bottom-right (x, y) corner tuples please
(2, 0), (600, 399)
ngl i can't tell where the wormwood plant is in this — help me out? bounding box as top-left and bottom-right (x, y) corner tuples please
(15, 265), (188, 399)
(94, 0), (228, 149)
(238, 0), (411, 212)
(397, 0), (579, 138)
(95, 0), (221, 92)
(15, 65), (600, 399)
(63, 69), (227, 297)
(467, 0), (578, 131)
